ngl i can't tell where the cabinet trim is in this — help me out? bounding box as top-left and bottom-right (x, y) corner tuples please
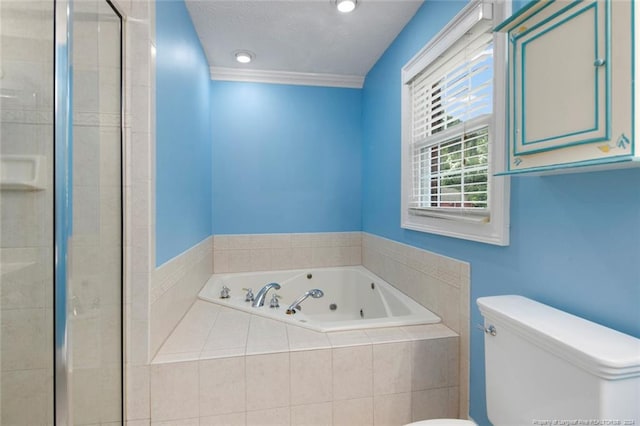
(497, 154), (636, 176)
(512, 1), (611, 156)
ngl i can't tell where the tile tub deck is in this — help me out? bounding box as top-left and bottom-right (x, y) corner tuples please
(148, 300), (461, 425)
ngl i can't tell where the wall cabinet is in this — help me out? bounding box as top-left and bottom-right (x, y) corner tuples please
(496, 0), (639, 174)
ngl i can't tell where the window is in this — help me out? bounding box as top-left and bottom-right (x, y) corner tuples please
(401, 0), (510, 245)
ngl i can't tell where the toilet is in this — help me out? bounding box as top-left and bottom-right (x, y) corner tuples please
(406, 295), (640, 426)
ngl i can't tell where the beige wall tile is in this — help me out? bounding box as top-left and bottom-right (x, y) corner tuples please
(402, 324), (457, 341)
(1, 307), (50, 370)
(271, 248), (294, 270)
(150, 285), (194, 357)
(290, 349), (332, 406)
(311, 247), (337, 267)
(246, 407), (289, 426)
(228, 235), (252, 250)
(250, 249), (272, 271)
(126, 365), (150, 420)
(202, 308), (251, 355)
(213, 235), (230, 251)
(290, 402), (332, 426)
(151, 418), (198, 426)
(228, 250), (252, 272)
(1, 368), (53, 426)
(438, 283), (460, 333)
(215, 233), (362, 273)
(411, 387), (458, 421)
(373, 393), (412, 426)
(246, 353), (290, 411)
(150, 361), (199, 421)
(213, 250), (229, 273)
(290, 234), (314, 248)
(365, 327), (410, 344)
(449, 387), (460, 420)
(153, 351), (201, 364)
(411, 338), (454, 391)
(333, 397), (373, 426)
(290, 247), (313, 268)
(373, 342), (412, 396)
(201, 412), (246, 426)
(327, 330), (371, 348)
(159, 301), (219, 355)
(361, 233), (468, 418)
(271, 234), (291, 249)
(150, 237), (213, 357)
(246, 316), (289, 356)
(1, 259), (49, 310)
(126, 420), (151, 426)
(332, 345), (373, 401)
(286, 325), (331, 352)
(200, 357), (245, 417)
(250, 235), (272, 249)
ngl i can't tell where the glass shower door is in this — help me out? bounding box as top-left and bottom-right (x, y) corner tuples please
(0, 0), (123, 424)
(66, 0), (123, 424)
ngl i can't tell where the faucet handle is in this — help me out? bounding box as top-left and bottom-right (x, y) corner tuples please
(242, 288), (254, 302)
(220, 285), (230, 299)
(269, 294), (281, 309)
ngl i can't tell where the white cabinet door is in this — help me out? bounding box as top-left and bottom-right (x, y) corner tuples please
(497, 0), (638, 174)
(511, 0), (608, 156)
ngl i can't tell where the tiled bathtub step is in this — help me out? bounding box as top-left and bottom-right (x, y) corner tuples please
(153, 300), (458, 364)
(150, 338), (459, 425)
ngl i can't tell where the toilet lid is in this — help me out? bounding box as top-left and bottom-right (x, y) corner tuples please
(404, 420), (477, 426)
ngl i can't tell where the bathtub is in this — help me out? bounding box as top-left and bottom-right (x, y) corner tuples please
(198, 265), (440, 332)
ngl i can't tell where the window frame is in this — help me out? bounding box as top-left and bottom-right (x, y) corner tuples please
(400, 0), (511, 246)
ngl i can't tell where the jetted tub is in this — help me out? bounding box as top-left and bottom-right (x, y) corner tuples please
(198, 265), (440, 332)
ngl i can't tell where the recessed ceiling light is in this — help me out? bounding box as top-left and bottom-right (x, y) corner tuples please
(335, 0), (357, 13)
(234, 50), (254, 64)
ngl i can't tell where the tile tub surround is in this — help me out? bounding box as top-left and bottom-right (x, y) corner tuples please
(150, 236), (213, 357)
(361, 233), (470, 418)
(148, 300), (460, 425)
(213, 232), (362, 273)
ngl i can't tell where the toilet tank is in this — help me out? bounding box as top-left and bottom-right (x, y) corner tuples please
(477, 296), (640, 426)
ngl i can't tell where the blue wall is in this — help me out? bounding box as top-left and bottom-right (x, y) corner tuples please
(156, 0), (213, 265)
(361, 1), (640, 424)
(211, 81), (362, 234)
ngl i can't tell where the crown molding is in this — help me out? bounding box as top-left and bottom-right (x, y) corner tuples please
(210, 67), (365, 89)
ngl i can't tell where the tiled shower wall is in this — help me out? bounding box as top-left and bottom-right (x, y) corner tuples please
(0, 1), (54, 424)
(362, 233), (471, 418)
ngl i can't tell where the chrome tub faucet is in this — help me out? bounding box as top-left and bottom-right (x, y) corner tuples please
(252, 282), (281, 307)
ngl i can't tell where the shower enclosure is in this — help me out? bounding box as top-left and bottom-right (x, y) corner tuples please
(0, 0), (123, 424)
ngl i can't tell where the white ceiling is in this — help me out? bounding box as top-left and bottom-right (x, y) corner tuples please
(185, 0), (424, 78)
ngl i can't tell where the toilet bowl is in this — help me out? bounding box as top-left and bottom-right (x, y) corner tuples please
(404, 420), (476, 426)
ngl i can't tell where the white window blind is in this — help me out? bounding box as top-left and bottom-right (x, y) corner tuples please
(408, 32), (493, 222)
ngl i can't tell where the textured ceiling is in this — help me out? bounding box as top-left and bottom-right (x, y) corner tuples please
(185, 0), (424, 77)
